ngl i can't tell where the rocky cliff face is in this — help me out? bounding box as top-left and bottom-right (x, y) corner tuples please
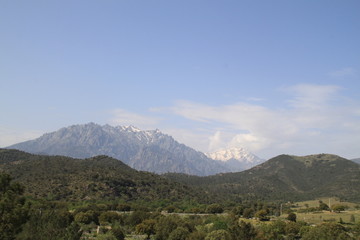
(8, 123), (230, 176)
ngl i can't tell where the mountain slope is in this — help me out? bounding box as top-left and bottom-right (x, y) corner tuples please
(351, 158), (360, 164)
(206, 147), (264, 171)
(0, 149), (208, 202)
(7, 123), (229, 176)
(165, 154), (360, 202)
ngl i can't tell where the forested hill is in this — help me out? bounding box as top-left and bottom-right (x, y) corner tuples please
(0, 149), (209, 202)
(165, 154), (360, 202)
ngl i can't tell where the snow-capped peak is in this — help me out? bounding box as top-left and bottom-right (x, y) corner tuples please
(206, 147), (261, 163)
(206, 147), (264, 172)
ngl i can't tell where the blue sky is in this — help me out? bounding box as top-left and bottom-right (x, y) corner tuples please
(1, 0), (360, 159)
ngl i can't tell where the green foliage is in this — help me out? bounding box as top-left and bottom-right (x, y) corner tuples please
(228, 220), (256, 240)
(74, 211), (98, 224)
(96, 232), (117, 240)
(0, 150), (206, 203)
(187, 231), (207, 240)
(206, 204), (224, 214)
(110, 227), (125, 240)
(0, 173), (28, 240)
(319, 201), (330, 211)
(205, 229), (231, 240)
(287, 212), (297, 222)
(255, 209), (269, 221)
(243, 208), (254, 219)
(332, 204), (348, 213)
(17, 204), (81, 240)
(136, 219), (156, 239)
(302, 223), (352, 240)
(168, 227), (190, 240)
(98, 211), (123, 225)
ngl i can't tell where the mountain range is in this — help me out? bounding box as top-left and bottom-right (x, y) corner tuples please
(1, 149), (359, 202)
(7, 123), (260, 176)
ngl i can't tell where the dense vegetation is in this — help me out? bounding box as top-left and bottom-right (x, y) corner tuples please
(0, 149), (210, 203)
(1, 149), (360, 239)
(165, 154), (360, 202)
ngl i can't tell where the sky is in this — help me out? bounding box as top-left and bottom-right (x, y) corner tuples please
(1, 0), (360, 159)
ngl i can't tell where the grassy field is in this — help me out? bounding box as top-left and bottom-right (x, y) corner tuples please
(278, 197), (360, 225)
(292, 197), (359, 209)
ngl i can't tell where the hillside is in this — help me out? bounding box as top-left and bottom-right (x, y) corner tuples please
(0, 149), (209, 202)
(165, 154), (360, 202)
(7, 123), (229, 176)
(352, 158), (360, 164)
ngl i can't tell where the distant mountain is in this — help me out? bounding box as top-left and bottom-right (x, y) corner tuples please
(0, 149), (208, 202)
(351, 158), (360, 164)
(7, 123), (229, 176)
(206, 147), (264, 171)
(165, 154), (360, 202)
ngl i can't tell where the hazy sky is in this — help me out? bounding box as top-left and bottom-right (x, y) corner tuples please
(1, 0), (360, 159)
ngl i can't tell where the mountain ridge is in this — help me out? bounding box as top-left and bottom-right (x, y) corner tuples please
(165, 153), (360, 202)
(206, 147), (264, 171)
(7, 123), (231, 176)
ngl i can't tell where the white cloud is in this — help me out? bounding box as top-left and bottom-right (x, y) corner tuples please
(109, 108), (161, 130)
(166, 84), (360, 159)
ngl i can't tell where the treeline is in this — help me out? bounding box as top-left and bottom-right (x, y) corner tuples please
(2, 172), (360, 240)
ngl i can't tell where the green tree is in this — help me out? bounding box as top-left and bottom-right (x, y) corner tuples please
(187, 231), (207, 240)
(287, 212), (297, 222)
(168, 227), (190, 240)
(99, 211), (123, 225)
(0, 173), (28, 240)
(302, 223), (352, 240)
(136, 219), (156, 240)
(155, 215), (183, 240)
(229, 220), (256, 240)
(243, 208), (254, 219)
(111, 227), (125, 240)
(205, 230), (231, 240)
(96, 232), (117, 240)
(255, 209), (269, 221)
(319, 201), (330, 211)
(332, 204), (347, 213)
(206, 204), (224, 214)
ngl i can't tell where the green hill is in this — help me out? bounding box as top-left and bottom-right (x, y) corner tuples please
(0, 149), (207, 202)
(165, 154), (360, 202)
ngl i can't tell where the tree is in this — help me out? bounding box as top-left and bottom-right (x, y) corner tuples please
(255, 210), (269, 221)
(98, 211), (123, 225)
(302, 223), (352, 240)
(111, 227), (125, 240)
(229, 220), (256, 240)
(0, 173), (28, 240)
(287, 212), (297, 222)
(187, 231), (207, 240)
(168, 227), (190, 240)
(155, 215), (183, 240)
(206, 204), (224, 214)
(205, 230), (231, 240)
(318, 201), (330, 211)
(136, 219), (156, 239)
(332, 204), (347, 213)
(243, 208), (254, 219)
(96, 232), (117, 240)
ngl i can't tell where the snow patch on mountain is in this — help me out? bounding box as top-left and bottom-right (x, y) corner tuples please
(206, 147), (264, 171)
